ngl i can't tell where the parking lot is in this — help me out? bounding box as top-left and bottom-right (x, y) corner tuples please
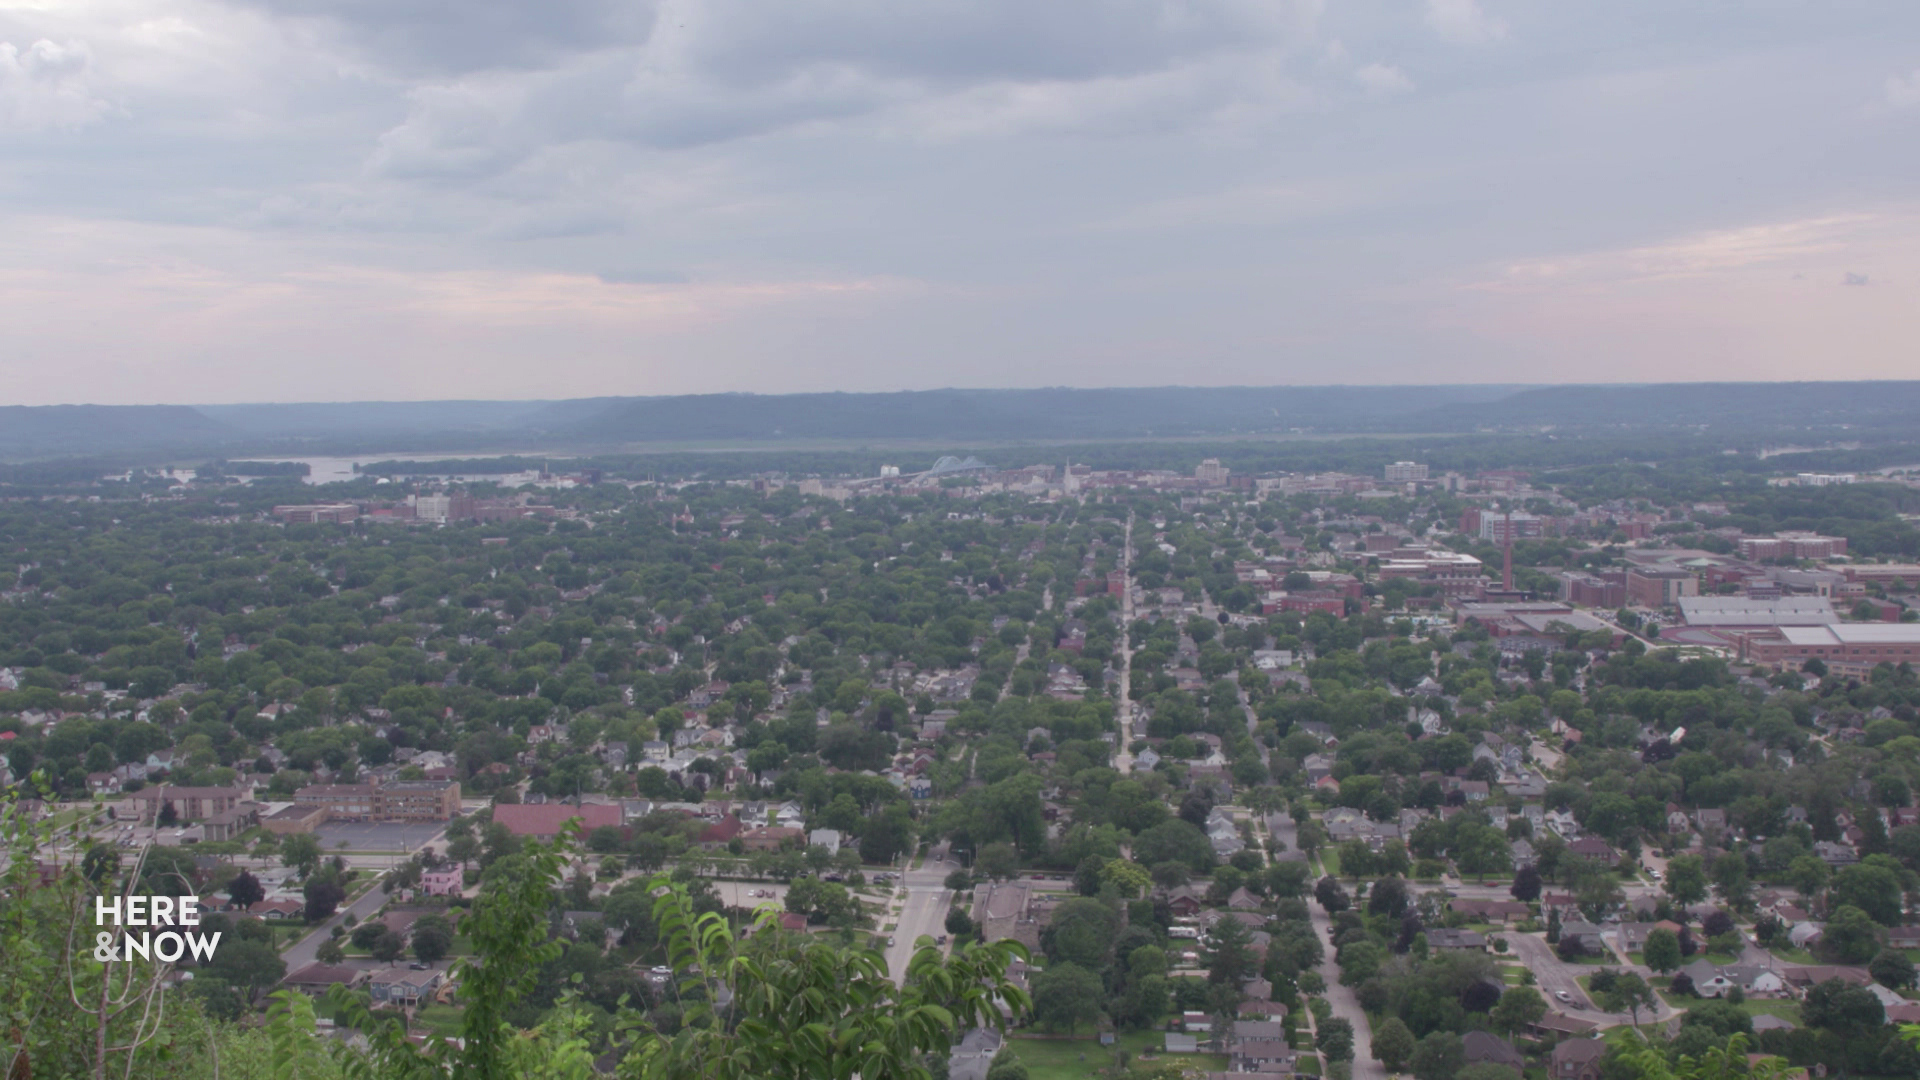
(315, 821), (445, 852)
(710, 880), (789, 909)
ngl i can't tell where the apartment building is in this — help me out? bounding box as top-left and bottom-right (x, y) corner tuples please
(293, 779), (462, 823)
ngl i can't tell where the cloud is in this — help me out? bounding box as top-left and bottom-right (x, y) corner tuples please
(0, 215), (912, 403)
(1430, 208), (1920, 382)
(1889, 69), (1920, 111)
(224, 0), (659, 75)
(1424, 0), (1507, 45)
(1354, 62), (1413, 96)
(0, 38), (112, 130)
(1473, 213), (1882, 291)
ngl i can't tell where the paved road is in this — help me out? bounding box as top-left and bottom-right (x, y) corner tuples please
(1309, 898), (1385, 1080)
(884, 856), (956, 985)
(281, 879), (392, 971)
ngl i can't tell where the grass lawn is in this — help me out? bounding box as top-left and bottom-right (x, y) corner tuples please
(1500, 965), (1529, 985)
(1740, 1000), (1802, 1022)
(1319, 849), (1341, 878)
(1769, 946), (1818, 965)
(1008, 1032), (1227, 1080)
(412, 1005), (465, 1038)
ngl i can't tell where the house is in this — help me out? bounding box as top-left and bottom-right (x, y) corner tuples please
(808, 828), (842, 855)
(948, 1026), (1006, 1080)
(1788, 922), (1824, 950)
(1227, 887), (1263, 911)
(281, 964), (370, 997)
(1782, 966), (1873, 995)
(1568, 837), (1617, 863)
(1551, 1038), (1607, 1080)
(1450, 899), (1530, 923)
(1677, 961), (1786, 998)
(1426, 928), (1487, 953)
(1557, 921), (1606, 955)
(1814, 841), (1858, 866)
(1167, 885), (1205, 917)
(1531, 1013), (1600, 1038)
(1182, 1011), (1213, 1033)
(370, 968), (443, 1007)
(1462, 1031), (1524, 1078)
(419, 867), (463, 897)
(1164, 1034), (1201, 1054)
(1231, 1039), (1295, 1074)
(739, 826), (804, 851)
(1886, 926), (1920, 950)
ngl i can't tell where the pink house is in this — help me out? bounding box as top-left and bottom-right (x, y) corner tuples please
(420, 867), (464, 897)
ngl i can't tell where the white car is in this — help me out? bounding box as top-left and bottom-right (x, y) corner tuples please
(1555, 990), (1571, 1002)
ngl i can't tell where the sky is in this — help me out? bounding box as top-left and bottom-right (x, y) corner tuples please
(1, 0), (1917, 405)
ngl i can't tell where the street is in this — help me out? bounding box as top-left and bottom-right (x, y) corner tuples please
(1308, 899), (1385, 1080)
(280, 879), (393, 972)
(884, 855), (956, 985)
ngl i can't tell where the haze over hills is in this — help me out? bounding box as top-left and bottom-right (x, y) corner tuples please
(8, 382), (1920, 464)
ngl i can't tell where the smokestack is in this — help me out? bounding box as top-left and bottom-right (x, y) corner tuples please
(1502, 504), (1514, 592)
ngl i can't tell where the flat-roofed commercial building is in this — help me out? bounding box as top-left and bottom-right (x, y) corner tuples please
(378, 780), (461, 821)
(1678, 596), (1838, 629)
(292, 780), (461, 823)
(1744, 624), (1920, 674)
(295, 784), (379, 822)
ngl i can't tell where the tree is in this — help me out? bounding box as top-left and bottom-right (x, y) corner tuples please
(985, 1047), (1029, 1080)
(1368, 876), (1410, 919)
(303, 876), (346, 922)
(1597, 971), (1657, 1026)
(226, 869), (265, 911)
(205, 938), (286, 1006)
(1489, 986), (1547, 1035)
(1315, 876), (1349, 913)
(975, 842), (1021, 883)
(1133, 819), (1216, 873)
(325, 851), (1032, 1080)
(1803, 978), (1885, 1038)
(1073, 855), (1106, 897)
(1871, 948), (1917, 990)
(316, 938), (346, 964)
(1409, 1031), (1464, 1080)
(1208, 912), (1257, 986)
(370, 927), (407, 964)
(945, 909), (974, 938)
(945, 868), (974, 891)
(1043, 898), (1121, 969)
(1644, 927), (1682, 973)
(1372, 1016), (1416, 1071)
(1101, 859), (1152, 898)
(1821, 904), (1883, 964)
(1832, 861), (1904, 926)
(1665, 854), (1708, 907)
(1317, 1017), (1355, 1062)
(281, 832), (323, 878)
(352, 921), (389, 949)
(413, 913), (454, 964)
(1509, 864), (1542, 903)
(1032, 962), (1103, 1034)
(1151, 861), (1192, 890)
(1455, 825), (1512, 882)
